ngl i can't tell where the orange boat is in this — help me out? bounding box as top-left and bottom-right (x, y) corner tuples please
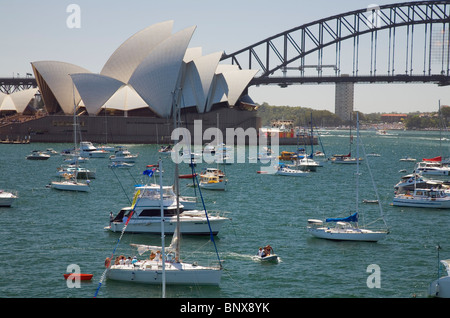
(63, 273), (93, 281)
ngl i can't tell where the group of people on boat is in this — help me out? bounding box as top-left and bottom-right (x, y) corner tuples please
(257, 245), (274, 258)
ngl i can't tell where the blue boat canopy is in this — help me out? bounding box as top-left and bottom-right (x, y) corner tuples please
(326, 212), (358, 223)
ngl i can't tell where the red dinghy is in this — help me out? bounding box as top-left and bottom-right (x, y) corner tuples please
(63, 273), (93, 281)
(178, 173), (197, 179)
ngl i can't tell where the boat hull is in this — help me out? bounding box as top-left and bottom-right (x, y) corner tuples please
(107, 216), (228, 235)
(307, 227), (387, 242)
(63, 273), (93, 281)
(392, 198), (450, 208)
(429, 277), (450, 298)
(51, 181), (90, 192)
(0, 193), (17, 207)
(107, 262), (222, 285)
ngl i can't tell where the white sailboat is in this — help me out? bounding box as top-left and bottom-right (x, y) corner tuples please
(51, 83), (91, 192)
(106, 160), (223, 286)
(307, 114), (388, 242)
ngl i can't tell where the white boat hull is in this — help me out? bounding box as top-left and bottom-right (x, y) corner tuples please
(107, 261), (222, 285)
(107, 215), (228, 235)
(276, 168), (308, 176)
(51, 181), (90, 192)
(429, 277), (450, 298)
(0, 192), (17, 207)
(199, 181), (227, 190)
(307, 227), (387, 242)
(392, 197), (450, 208)
(255, 254), (279, 262)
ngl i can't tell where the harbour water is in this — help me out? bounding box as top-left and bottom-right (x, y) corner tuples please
(0, 129), (449, 299)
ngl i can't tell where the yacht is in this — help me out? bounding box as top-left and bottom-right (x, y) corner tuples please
(109, 146), (138, 163)
(392, 188), (450, 208)
(26, 150), (50, 160)
(414, 161), (450, 176)
(79, 141), (108, 158)
(106, 184), (229, 234)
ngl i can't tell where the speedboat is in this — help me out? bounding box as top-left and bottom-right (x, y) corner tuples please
(106, 184), (229, 234)
(79, 141), (108, 158)
(399, 156), (416, 162)
(275, 164), (308, 176)
(199, 175), (227, 190)
(255, 245), (279, 262)
(51, 173), (91, 192)
(392, 188), (450, 208)
(296, 157), (321, 171)
(109, 146), (138, 163)
(329, 153), (361, 164)
(0, 190), (18, 207)
(26, 150), (50, 160)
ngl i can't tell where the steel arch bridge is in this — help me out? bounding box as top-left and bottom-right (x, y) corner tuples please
(221, 1), (450, 87)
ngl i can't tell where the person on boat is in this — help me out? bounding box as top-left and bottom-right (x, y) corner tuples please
(149, 251), (156, 260)
(125, 257), (132, 266)
(264, 245), (273, 256)
(257, 247), (265, 257)
(132, 256), (138, 264)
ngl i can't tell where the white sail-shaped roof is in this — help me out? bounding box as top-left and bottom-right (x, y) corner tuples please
(183, 51), (223, 113)
(9, 88), (38, 113)
(70, 73), (124, 115)
(31, 61), (91, 114)
(102, 84), (148, 112)
(221, 69), (258, 106)
(100, 21), (174, 84)
(129, 25), (196, 118)
(0, 95), (15, 112)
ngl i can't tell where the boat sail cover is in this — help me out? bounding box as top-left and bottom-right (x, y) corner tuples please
(326, 212), (358, 223)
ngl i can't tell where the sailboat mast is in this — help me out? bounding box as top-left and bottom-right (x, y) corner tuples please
(158, 159), (166, 298)
(356, 113), (359, 217)
(172, 90), (181, 262)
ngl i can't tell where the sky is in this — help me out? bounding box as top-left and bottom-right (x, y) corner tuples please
(1, 0), (449, 114)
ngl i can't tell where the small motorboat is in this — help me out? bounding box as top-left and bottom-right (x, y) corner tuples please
(26, 150), (50, 160)
(63, 273), (93, 281)
(255, 245), (279, 262)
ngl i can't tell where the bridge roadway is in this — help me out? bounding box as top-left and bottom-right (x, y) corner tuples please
(0, 77), (37, 94)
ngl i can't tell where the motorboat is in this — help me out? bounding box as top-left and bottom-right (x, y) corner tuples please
(79, 141), (109, 158)
(392, 188), (450, 208)
(109, 146), (138, 163)
(295, 157), (321, 171)
(56, 165), (96, 179)
(275, 164), (308, 176)
(106, 184), (229, 234)
(394, 173), (447, 193)
(199, 175), (227, 190)
(278, 151), (297, 161)
(63, 273), (93, 281)
(108, 162), (134, 169)
(257, 147), (278, 162)
(414, 161), (450, 176)
(329, 153), (361, 164)
(158, 145), (174, 155)
(255, 245), (279, 262)
(0, 190), (18, 207)
(43, 148), (59, 156)
(399, 156), (416, 162)
(51, 172), (91, 192)
(26, 150), (50, 160)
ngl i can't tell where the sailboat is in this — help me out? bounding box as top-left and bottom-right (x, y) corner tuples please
(51, 83), (91, 192)
(307, 114), (388, 242)
(105, 160), (223, 285)
(329, 119), (362, 164)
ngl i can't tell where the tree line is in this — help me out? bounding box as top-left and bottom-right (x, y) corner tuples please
(256, 102), (449, 129)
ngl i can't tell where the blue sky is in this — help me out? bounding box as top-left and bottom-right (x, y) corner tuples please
(1, 0), (449, 114)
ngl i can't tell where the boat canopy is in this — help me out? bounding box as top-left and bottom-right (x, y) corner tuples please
(326, 212), (358, 223)
(423, 156), (442, 162)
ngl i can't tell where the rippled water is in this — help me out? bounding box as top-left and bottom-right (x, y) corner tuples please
(0, 129), (448, 299)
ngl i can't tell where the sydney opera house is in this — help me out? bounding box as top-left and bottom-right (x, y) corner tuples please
(0, 21), (261, 143)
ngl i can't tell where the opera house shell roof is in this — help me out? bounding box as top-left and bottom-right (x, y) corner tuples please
(31, 21), (258, 118)
(0, 88), (38, 114)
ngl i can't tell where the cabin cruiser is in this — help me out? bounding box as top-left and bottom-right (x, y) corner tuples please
(79, 141), (108, 158)
(392, 188), (450, 208)
(414, 161), (450, 176)
(0, 190), (18, 207)
(106, 184), (228, 234)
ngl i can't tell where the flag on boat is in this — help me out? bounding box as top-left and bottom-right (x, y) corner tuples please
(142, 168), (155, 177)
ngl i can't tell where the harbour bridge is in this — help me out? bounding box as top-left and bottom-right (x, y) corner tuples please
(220, 1), (450, 87)
(1, 1), (450, 94)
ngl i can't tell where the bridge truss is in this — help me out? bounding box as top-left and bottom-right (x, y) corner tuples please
(221, 1), (450, 87)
